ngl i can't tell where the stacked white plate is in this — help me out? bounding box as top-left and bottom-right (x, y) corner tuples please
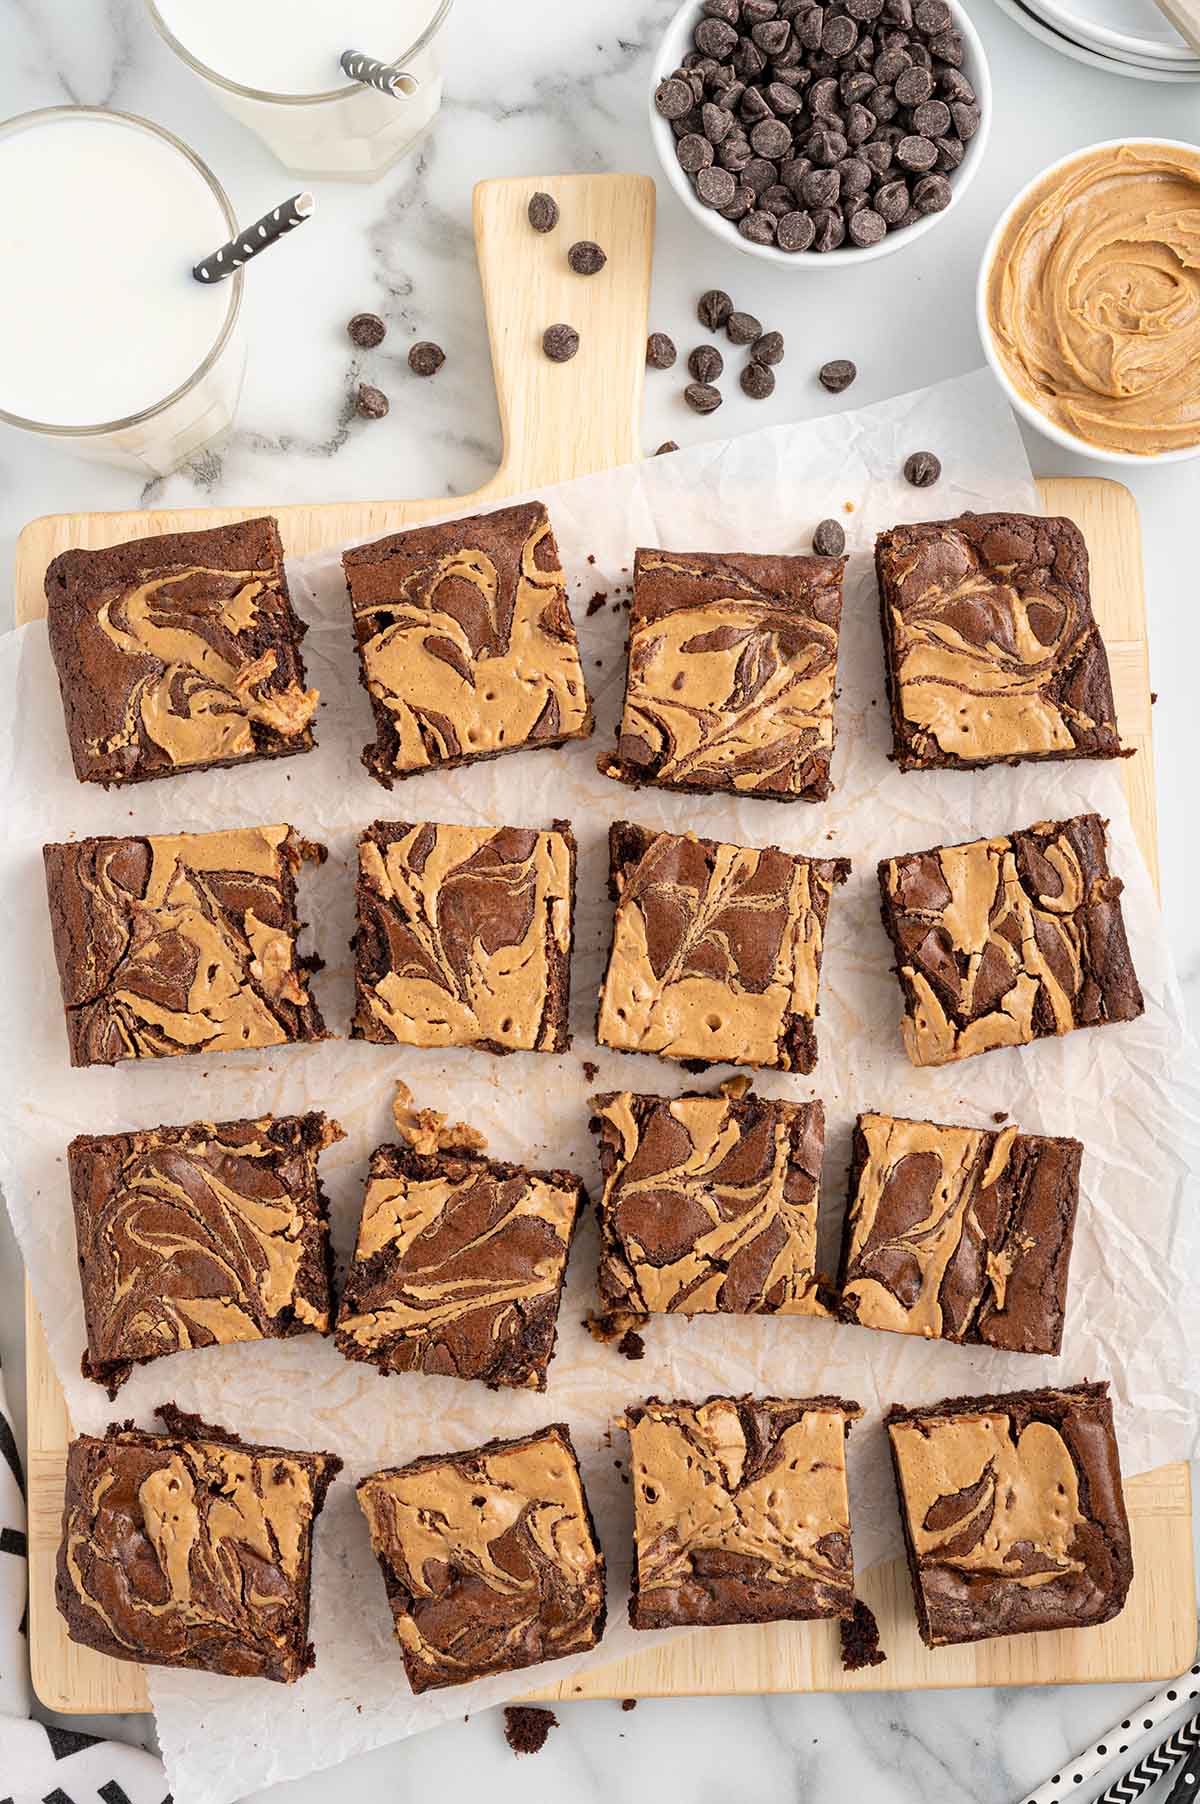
(991, 0), (1200, 77)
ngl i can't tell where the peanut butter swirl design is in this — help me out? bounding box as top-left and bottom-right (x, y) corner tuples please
(887, 1384), (1134, 1646)
(335, 1143), (584, 1390)
(56, 1408), (341, 1682)
(601, 548), (844, 802)
(352, 820), (575, 1054)
(626, 1396), (859, 1630)
(69, 1113), (344, 1395)
(591, 1092), (828, 1320)
(839, 1114), (1082, 1354)
(875, 515), (1125, 769)
(45, 518), (317, 786)
(986, 144), (1200, 457)
(597, 822), (848, 1073)
(43, 824), (327, 1069)
(356, 1424), (606, 1693)
(343, 501), (592, 787)
(877, 813), (1143, 1068)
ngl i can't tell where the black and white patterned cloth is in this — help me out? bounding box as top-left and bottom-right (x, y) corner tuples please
(0, 1363), (170, 1804)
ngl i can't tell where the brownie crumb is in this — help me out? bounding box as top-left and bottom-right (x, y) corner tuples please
(504, 1705), (558, 1755)
(587, 592), (608, 617)
(840, 1600), (887, 1671)
(621, 1698), (638, 1712)
(617, 1327), (646, 1362)
(582, 1059), (599, 1081)
(993, 1110), (1009, 1123)
(655, 440), (679, 455)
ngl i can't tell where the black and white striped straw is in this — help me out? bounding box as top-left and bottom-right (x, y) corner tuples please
(192, 192), (314, 285)
(1095, 1714), (1200, 1804)
(1021, 1653), (1200, 1804)
(340, 49), (418, 95)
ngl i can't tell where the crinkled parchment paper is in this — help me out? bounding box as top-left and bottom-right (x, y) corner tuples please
(3, 371), (1199, 1804)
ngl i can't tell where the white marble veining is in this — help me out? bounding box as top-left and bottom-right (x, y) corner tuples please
(0, 2), (1198, 1800)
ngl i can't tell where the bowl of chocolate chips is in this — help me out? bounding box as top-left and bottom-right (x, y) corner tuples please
(651, 0), (990, 262)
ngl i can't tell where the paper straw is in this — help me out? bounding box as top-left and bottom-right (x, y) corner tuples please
(1020, 1652), (1200, 1804)
(1164, 1745), (1200, 1804)
(340, 50), (419, 96)
(192, 193), (314, 285)
(1095, 1715), (1200, 1804)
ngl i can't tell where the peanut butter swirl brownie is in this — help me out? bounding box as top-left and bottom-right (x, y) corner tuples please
(600, 547), (845, 802)
(590, 1090), (828, 1320)
(838, 1113), (1082, 1355)
(597, 821), (848, 1072)
(46, 517), (317, 785)
(887, 1382), (1133, 1647)
(56, 1406), (341, 1682)
(877, 813), (1143, 1067)
(70, 1112), (344, 1395)
(43, 824), (327, 1068)
(875, 514), (1127, 772)
(357, 1424), (606, 1693)
(625, 1394), (860, 1631)
(343, 500), (592, 787)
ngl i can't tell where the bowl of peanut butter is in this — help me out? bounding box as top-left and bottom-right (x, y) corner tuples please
(978, 139), (1200, 463)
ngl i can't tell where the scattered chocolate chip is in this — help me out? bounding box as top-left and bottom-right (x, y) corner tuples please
(527, 190), (560, 232)
(408, 341), (445, 377)
(621, 1698), (638, 1713)
(689, 343), (725, 382)
(813, 517), (846, 555)
(818, 357), (857, 392)
(568, 240), (607, 275)
(726, 309), (762, 344)
(347, 311), (386, 348)
(655, 440), (679, 454)
(904, 449), (941, 486)
(741, 360), (775, 399)
(646, 331), (678, 369)
(685, 381), (723, 414)
(752, 329), (785, 365)
(542, 323), (580, 363)
(355, 382), (389, 419)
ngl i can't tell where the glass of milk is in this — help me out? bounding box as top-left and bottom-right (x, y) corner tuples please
(146, 0), (454, 180)
(0, 107), (245, 478)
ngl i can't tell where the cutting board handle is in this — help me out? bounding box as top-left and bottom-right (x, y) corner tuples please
(473, 173), (656, 499)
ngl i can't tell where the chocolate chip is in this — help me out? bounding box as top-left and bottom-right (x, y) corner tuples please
(752, 19), (792, 53)
(839, 155), (873, 199)
(951, 100), (981, 139)
(847, 0), (885, 17)
(846, 101), (875, 144)
(702, 0), (739, 21)
(818, 357), (857, 391)
(720, 183), (755, 219)
(809, 76), (842, 116)
(743, 157), (778, 196)
(702, 101), (735, 142)
(813, 517), (846, 555)
(894, 64), (933, 104)
(912, 97), (951, 137)
(823, 13), (859, 54)
(726, 309), (763, 344)
(719, 137), (752, 172)
(408, 341), (445, 377)
(935, 134), (964, 172)
(741, 360), (776, 398)
(930, 27), (964, 62)
(777, 209), (816, 251)
(875, 177), (910, 222)
(542, 323), (580, 363)
(765, 80), (804, 115)
(752, 329), (785, 365)
(801, 165), (840, 208)
(750, 117), (792, 159)
(655, 78), (694, 120)
(781, 154), (813, 194)
(904, 449), (941, 486)
(863, 138), (893, 175)
(699, 288), (734, 329)
(847, 206), (886, 246)
(912, 171), (953, 212)
(646, 332), (678, 369)
(348, 311), (386, 348)
(689, 343), (725, 382)
(760, 183), (796, 217)
(739, 208), (777, 243)
(695, 16), (738, 56)
(874, 46), (911, 81)
(677, 133), (715, 173)
(696, 164), (738, 208)
(896, 133), (937, 171)
(685, 381), (724, 413)
(568, 240), (607, 276)
(914, 0), (952, 30)
(655, 440), (680, 454)
(811, 206), (847, 251)
(355, 382), (389, 419)
(939, 65), (975, 101)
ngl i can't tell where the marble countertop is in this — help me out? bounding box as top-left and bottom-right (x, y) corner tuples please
(1, 2), (1198, 1800)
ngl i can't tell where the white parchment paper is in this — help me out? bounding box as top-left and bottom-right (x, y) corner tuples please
(3, 370), (1200, 1804)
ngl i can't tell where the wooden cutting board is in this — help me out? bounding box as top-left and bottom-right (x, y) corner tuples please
(14, 173), (1192, 1715)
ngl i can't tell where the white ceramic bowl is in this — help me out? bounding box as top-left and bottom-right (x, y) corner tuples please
(648, 0), (992, 267)
(977, 138), (1200, 466)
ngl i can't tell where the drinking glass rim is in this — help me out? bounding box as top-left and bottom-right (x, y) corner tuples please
(0, 105), (243, 440)
(144, 0), (455, 104)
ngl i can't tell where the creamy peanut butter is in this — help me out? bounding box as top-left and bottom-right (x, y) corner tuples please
(987, 143), (1200, 456)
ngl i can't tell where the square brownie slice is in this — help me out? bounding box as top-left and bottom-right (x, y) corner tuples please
(886, 1382), (1133, 1648)
(335, 1141), (585, 1390)
(43, 824), (327, 1068)
(45, 517), (317, 786)
(875, 514), (1127, 773)
(343, 500), (592, 788)
(596, 821), (848, 1072)
(625, 1394), (860, 1630)
(838, 1112), (1082, 1355)
(351, 819), (575, 1054)
(356, 1423), (606, 1693)
(70, 1112), (345, 1395)
(599, 546), (844, 802)
(877, 813), (1143, 1067)
(590, 1090), (828, 1320)
(56, 1405), (341, 1682)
